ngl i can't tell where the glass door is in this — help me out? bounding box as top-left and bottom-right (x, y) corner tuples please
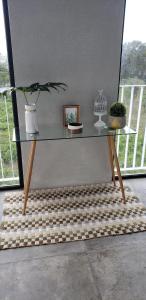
(0, 0), (22, 187)
(118, 0), (146, 176)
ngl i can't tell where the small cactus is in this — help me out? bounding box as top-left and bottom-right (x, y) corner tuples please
(110, 102), (126, 117)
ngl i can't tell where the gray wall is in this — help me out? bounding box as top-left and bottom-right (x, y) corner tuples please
(8, 0), (125, 188)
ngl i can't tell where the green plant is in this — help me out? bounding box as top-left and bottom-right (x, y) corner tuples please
(0, 81), (67, 105)
(110, 102), (126, 117)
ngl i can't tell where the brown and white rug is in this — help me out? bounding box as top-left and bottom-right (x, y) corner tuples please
(0, 183), (146, 250)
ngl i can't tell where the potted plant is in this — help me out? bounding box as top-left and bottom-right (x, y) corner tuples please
(0, 82), (67, 133)
(108, 102), (126, 129)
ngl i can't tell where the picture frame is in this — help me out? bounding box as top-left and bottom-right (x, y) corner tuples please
(63, 105), (80, 127)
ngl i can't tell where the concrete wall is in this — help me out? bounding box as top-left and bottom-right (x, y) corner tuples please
(8, 0), (125, 188)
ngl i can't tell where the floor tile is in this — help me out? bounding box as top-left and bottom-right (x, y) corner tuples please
(0, 253), (100, 300)
(0, 240), (86, 264)
(87, 241), (146, 300)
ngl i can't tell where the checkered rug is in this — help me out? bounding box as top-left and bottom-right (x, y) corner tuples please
(0, 183), (146, 250)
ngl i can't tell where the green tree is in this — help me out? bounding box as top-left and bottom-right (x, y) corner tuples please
(0, 53), (9, 86)
(121, 41), (146, 83)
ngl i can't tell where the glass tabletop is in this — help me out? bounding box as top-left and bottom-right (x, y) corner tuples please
(12, 124), (136, 142)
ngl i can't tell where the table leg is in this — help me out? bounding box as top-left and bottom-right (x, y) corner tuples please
(109, 135), (126, 204)
(107, 136), (116, 186)
(23, 140), (36, 215)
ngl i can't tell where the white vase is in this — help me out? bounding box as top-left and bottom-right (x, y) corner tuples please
(25, 104), (39, 133)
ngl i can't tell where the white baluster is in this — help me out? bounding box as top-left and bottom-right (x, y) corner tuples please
(124, 86), (135, 169)
(133, 86), (143, 167)
(141, 127), (146, 168)
(117, 86), (124, 156)
(4, 95), (15, 178)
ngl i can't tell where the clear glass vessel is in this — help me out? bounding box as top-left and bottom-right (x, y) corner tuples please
(94, 89), (107, 127)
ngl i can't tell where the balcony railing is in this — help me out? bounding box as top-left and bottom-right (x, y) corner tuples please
(0, 92), (19, 186)
(117, 84), (146, 175)
(0, 84), (146, 186)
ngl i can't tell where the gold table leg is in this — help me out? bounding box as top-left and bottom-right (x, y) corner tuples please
(107, 136), (116, 186)
(109, 135), (126, 204)
(23, 140), (36, 215)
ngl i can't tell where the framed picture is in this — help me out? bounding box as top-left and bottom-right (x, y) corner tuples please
(63, 105), (80, 127)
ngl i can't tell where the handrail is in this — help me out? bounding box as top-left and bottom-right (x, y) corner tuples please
(118, 84), (146, 174)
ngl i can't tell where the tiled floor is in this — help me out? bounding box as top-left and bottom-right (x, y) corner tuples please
(0, 178), (146, 300)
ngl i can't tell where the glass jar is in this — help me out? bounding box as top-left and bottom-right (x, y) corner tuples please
(93, 90), (107, 127)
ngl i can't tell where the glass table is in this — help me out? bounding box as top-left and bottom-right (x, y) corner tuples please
(13, 124), (136, 214)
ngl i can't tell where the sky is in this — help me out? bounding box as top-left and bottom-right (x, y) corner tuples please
(0, 0), (146, 57)
(123, 0), (146, 43)
(0, 0), (7, 56)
